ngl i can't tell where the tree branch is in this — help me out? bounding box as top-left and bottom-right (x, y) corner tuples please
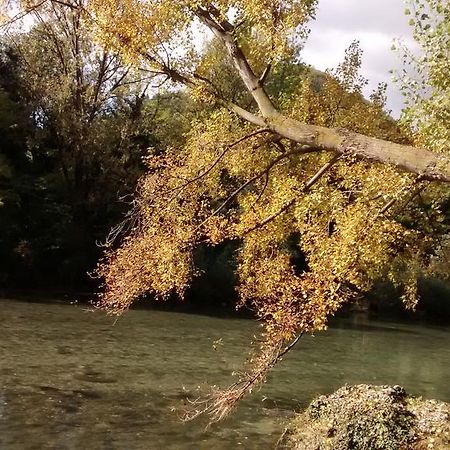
(266, 117), (450, 182)
(304, 154), (341, 190)
(244, 154), (341, 234)
(165, 128), (271, 197)
(259, 64), (271, 85)
(200, 146), (318, 227)
(195, 7), (277, 117)
(192, 7), (450, 183)
(80, 0), (450, 183)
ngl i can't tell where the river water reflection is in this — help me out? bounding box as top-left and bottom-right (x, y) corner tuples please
(0, 298), (449, 449)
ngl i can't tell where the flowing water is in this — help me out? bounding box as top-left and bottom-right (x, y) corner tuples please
(0, 298), (449, 449)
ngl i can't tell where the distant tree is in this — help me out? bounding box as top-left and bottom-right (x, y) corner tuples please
(0, 0), (186, 287)
(400, 0), (449, 155)
(395, 0), (450, 275)
(0, 81), (41, 285)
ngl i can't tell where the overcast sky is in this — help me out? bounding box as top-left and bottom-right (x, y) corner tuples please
(301, 0), (417, 117)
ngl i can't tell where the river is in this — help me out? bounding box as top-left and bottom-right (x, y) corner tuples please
(0, 298), (449, 449)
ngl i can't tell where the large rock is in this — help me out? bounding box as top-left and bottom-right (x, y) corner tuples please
(280, 384), (449, 450)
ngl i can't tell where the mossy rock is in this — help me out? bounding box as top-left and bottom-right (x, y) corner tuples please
(280, 384), (450, 450)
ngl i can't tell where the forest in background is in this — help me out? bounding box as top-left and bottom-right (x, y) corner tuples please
(0, 11), (196, 291)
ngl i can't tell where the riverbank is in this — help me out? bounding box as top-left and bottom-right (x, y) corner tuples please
(2, 278), (450, 325)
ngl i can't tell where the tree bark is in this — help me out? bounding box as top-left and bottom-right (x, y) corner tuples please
(262, 114), (450, 183)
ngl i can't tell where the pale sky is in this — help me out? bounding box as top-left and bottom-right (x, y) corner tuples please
(301, 0), (417, 117)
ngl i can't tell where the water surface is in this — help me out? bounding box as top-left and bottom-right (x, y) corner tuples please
(1, 298), (449, 449)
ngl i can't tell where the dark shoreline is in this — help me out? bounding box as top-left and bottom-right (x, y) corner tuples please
(1, 287), (450, 326)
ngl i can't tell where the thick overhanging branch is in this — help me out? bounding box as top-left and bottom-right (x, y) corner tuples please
(227, 102), (266, 127)
(223, 100), (450, 183)
(82, 1), (450, 184)
(193, 6), (450, 184)
(195, 6), (278, 117)
(266, 115), (450, 183)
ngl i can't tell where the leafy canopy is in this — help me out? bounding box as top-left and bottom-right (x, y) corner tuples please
(91, 0), (449, 421)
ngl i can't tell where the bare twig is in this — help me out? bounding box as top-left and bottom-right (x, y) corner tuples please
(251, 171), (270, 209)
(278, 331), (304, 359)
(259, 64), (271, 85)
(378, 177), (425, 216)
(183, 332), (304, 424)
(304, 154), (341, 191)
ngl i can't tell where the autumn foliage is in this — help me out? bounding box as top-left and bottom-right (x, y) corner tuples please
(92, 0), (449, 420)
(5, 0), (448, 422)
